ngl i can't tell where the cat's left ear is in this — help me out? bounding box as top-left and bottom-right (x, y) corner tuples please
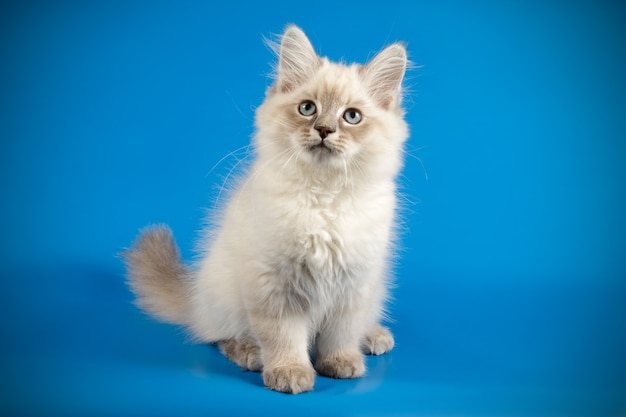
(276, 25), (321, 93)
(361, 43), (407, 109)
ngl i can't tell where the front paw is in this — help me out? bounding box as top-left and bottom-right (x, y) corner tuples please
(263, 364), (315, 394)
(315, 351), (365, 379)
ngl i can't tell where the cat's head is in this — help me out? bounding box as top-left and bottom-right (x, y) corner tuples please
(255, 25), (409, 178)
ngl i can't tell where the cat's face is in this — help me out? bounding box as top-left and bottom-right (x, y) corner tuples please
(255, 26), (408, 175)
(260, 64), (383, 168)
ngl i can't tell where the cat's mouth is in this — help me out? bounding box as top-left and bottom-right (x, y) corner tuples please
(308, 141), (335, 155)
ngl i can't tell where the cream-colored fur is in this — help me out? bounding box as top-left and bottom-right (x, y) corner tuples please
(125, 25), (408, 394)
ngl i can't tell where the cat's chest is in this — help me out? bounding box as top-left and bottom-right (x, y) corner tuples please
(299, 206), (344, 260)
(254, 180), (394, 276)
(288, 194), (377, 274)
(281, 206), (347, 286)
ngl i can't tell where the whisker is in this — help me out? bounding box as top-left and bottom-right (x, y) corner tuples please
(214, 151), (252, 209)
(404, 146), (429, 182)
(234, 147), (293, 212)
(206, 144), (254, 178)
(279, 147), (299, 181)
(223, 89), (254, 123)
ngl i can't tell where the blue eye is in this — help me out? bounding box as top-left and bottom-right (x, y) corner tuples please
(298, 100), (317, 116)
(343, 108), (362, 124)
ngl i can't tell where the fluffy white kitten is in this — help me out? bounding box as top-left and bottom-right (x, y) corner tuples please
(125, 25), (409, 394)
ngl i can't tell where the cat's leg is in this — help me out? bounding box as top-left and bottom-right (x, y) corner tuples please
(218, 338), (263, 372)
(361, 323), (395, 355)
(250, 313), (315, 394)
(314, 311), (367, 379)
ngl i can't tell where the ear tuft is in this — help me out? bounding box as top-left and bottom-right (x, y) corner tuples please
(361, 43), (407, 109)
(273, 25), (321, 93)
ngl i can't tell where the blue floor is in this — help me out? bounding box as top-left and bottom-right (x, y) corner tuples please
(2, 1), (625, 416)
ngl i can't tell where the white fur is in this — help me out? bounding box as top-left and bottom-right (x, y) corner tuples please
(126, 25), (408, 393)
(190, 33), (407, 344)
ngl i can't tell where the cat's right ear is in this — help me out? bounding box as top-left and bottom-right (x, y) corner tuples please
(274, 25), (321, 93)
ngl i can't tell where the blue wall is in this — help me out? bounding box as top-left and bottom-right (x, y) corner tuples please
(1, 1), (625, 416)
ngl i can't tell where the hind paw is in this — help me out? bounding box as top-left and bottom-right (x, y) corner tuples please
(219, 339), (263, 371)
(362, 324), (395, 355)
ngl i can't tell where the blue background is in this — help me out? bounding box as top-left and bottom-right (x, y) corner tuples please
(1, 1), (625, 416)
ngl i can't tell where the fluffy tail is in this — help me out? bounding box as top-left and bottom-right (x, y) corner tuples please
(123, 225), (191, 325)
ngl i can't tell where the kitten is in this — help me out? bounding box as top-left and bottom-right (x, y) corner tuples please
(124, 25), (409, 394)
